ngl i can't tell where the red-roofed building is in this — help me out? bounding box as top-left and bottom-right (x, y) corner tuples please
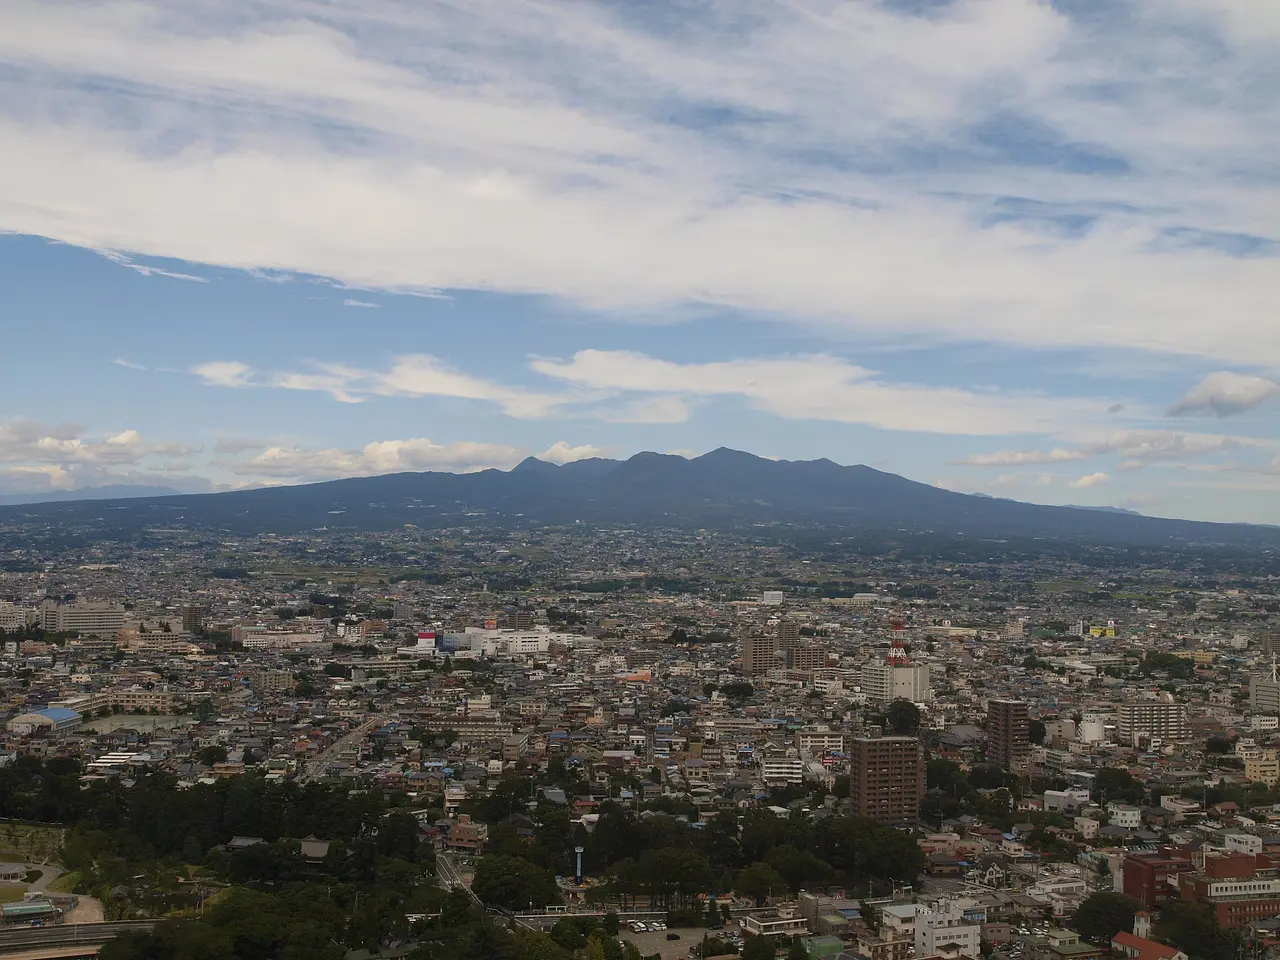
(1111, 932), (1185, 960)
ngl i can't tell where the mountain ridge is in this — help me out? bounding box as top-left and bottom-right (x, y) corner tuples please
(0, 449), (1274, 548)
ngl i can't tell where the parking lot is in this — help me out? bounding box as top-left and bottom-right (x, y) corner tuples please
(620, 924), (743, 960)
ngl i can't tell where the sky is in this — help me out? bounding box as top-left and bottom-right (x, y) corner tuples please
(0, 0), (1279, 523)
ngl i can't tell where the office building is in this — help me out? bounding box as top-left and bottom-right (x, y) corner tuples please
(741, 635), (778, 676)
(915, 898), (982, 960)
(849, 733), (924, 826)
(1177, 852), (1280, 928)
(1115, 701), (1188, 745)
(1251, 674), (1280, 714)
(987, 700), (1030, 770)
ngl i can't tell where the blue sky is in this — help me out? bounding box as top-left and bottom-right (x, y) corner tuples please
(1, 0), (1279, 522)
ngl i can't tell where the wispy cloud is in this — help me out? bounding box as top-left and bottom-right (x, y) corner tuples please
(342, 298), (379, 308)
(94, 249), (207, 283)
(111, 358), (146, 370)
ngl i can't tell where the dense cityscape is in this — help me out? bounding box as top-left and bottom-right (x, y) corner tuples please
(0, 520), (1274, 960)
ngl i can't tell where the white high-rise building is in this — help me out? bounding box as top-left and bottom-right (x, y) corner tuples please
(862, 661), (931, 705)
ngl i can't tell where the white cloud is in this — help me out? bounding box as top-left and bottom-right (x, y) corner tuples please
(532, 350), (1111, 436)
(959, 430), (1269, 469)
(1168, 371), (1280, 417)
(111, 358), (146, 370)
(229, 437), (525, 480)
(0, 1), (1278, 367)
(342, 298), (379, 308)
(538, 441), (605, 465)
(191, 361), (255, 388)
(1069, 471), (1110, 489)
(0, 419), (199, 493)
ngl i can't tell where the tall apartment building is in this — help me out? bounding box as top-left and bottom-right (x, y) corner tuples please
(1115, 701), (1188, 745)
(786, 642), (827, 673)
(38, 599), (126, 638)
(252, 669), (295, 695)
(741, 635), (778, 676)
(777, 620), (801, 642)
(862, 661), (931, 705)
(849, 733), (924, 826)
(987, 700), (1030, 770)
(180, 605), (207, 635)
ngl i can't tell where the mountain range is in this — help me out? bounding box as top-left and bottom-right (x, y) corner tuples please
(0, 484), (183, 507)
(0, 448), (1276, 549)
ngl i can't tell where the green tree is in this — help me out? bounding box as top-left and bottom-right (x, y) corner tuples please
(735, 861), (784, 906)
(884, 699), (920, 735)
(472, 854), (559, 910)
(860, 900), (881, 933)
(1154, 902), (1236, 960)
(197, 745), (228, 766)
(788, 936), (809, 960)
(1072, 892), (1139, 945)
(742, 936), (777, 960)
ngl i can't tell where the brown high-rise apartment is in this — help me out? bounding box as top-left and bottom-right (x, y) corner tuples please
(741, 635), (778, 676)
(987, 699), (1030, 770)
(849, 733), (924, 826)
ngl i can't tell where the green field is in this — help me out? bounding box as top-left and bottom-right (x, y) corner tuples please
(48, 872), (80, 894)
(0, 887), (26, 904)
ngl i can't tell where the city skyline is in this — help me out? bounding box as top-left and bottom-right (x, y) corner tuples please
(1, 1), (1279, 522)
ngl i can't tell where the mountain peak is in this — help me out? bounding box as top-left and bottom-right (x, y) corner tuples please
(510, 456), (558, 474)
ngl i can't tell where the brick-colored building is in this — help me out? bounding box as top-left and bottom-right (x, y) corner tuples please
(849, 733), (924, 826)
(987, 700), (1029, 770)
(1122, 849), (1194, 908)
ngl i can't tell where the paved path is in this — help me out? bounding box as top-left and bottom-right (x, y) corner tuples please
(22, 865), (65, 894)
